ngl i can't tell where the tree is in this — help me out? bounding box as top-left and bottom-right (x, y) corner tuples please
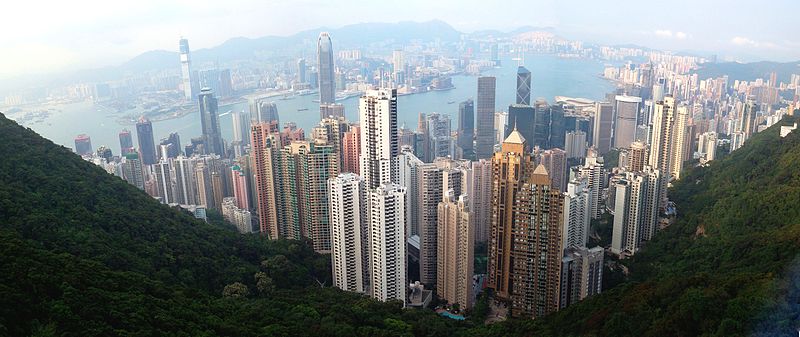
(222, 282), (250, 298)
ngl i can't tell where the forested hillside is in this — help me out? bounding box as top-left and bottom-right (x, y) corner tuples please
(2, 112), (800, 336)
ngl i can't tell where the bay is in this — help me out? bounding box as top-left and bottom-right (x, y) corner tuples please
(15, 54), (615, 154)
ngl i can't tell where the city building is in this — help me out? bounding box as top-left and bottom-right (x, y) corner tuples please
(562, 177), (591, 249)
(488, 127), (532, 301)
(470, 159), (493, 244)
(565, 130), (587, 158)
(221, 197), (253, 234)
(437, 192), (474, 309)
(232, 110), (251, 147)
(153, 160), (174, 204)
(230, 164), (249, 210)
(614, 95), (642, 149)
(578, 149), (604, 219)
(516, 66), (532, 105)
(173, 156), (197, 205)
(159, 132), (181, 159)
(475, 76), (497, 159)
(539, 148), (567, 192)
(510, 164), (564, 318)
(119, 129), (134, 155)
(198, 88), (224, 156)
(671, 104), (690, 180)
(251, 122), (282, 237)
(250, 98), (280, 125)
(593, 102), (614, 154)
(122, 152), (145, 190)
(74, 134), (93, 155)
(136, 117), (157, 165)
(508, 104), (535, 150)
(457, 100), (475, 159)
(359, 88), (398, 189)
(342, 125), (361, 174)
(179, 38), (197, 100)
(318, 32), (335, 105)
(628, 141), (648, 172)
(369, 183), (407, 303)
(560, 246), (604, 309)
(329, 173), (369, 293)
(417, 163), (444, 286)
(649, 96), (676, 209)
(320, 103), (345, 120)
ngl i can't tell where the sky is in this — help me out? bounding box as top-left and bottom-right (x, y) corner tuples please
(1, 0), (799, 79)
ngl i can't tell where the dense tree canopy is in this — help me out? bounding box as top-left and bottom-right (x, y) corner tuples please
(1, 112), (799, 336)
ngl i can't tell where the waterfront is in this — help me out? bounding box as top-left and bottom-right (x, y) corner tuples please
(9, 54), (615, 154)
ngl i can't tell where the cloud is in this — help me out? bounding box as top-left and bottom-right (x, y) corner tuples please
(654, 30), (688, 40)
(731, 36), (758, 46)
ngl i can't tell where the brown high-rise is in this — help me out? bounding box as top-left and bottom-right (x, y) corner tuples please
(342, 125), (361, 174)
(251, 122), (281, 238)
(510, 165), (564, 318)
(487, 127), (532, 300)
(488, 127), (565, 318)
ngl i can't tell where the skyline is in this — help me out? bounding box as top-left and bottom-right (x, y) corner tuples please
(1, 0), (800, 80)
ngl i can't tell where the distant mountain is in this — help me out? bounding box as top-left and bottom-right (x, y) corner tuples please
(100, 20), (463, 74)
(694, 60), (800, 82)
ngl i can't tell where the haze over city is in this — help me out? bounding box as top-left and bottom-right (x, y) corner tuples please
(1, 0), (799, 79)
(1, 1), (800, 336)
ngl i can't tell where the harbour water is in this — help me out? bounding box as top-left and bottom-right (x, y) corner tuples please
(11, 54), (615, 154)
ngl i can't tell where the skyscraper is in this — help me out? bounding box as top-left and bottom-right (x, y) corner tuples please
(560, 246), (604, 309)
(74, 134), (93, 155)
(158, 132), (181, 159)
(437, 192), (474, 309)
(507, 104), (535, 150)
(488, 127), (532, 301)
(369, 183), (407, 303)
(290, 141), (340, 253)
(297, 58), (306, 84)
(136, 117), (157, 165)
(628, 141), (648, 172)
(342, 125), (361, 174)
(198, 88), (224, 156)
(649, 96), (676, 209)
(539, 148), (567, 193)
(470, 159), (493, 244)
(562, 178), (591, 250)
(122, 152), (145, 190)
(475, 77), (496, 159)
(154, 160), (175, 204)
(424, 113), (453, 160)
(611, 168), (660, 255)
(671, 104), (689, 180)
(232, 110), (252, 147)
(251, 123), (281, 237)
(231, 164), (249, 210)
(579, 149), (604, 219)
(359, 89), (398, 190)
(510, 165), (564, 318)
(329, 173), (369, 293)
(532, 99), (551, 149)
(457, 100), (475, 159)
(417, 163), (444, 286)
(614, 95), (642, 149)
(516, 66), (532, 105)
(179, 38), (196, 100)
(250, 98), (280, 125)
(119, 129), (134, 155)
(174, 156), (197, 205)
(317, 32), (335, 105)
(593, 102), (614, 154)
(320, 103), (345, 120)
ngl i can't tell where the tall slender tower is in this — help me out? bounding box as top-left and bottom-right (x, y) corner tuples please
(136, 117), (157, 165)
(614, 95), (642, 149)
(510, 164), (564, 318)
(369, 183), (407, 302)
(329, 173), (369, 293)
(437, 192), (474, 309)
(649, 96), (676, 209)
(488, 127), (532, 300)
(119, 129), (134, 155)
(417, 163), (443, 286)
(154, 160), (175, 204)
(317, 32), (335, 105)
(457, 99), (475, 159)
(359, 89), (398, 189)
(516, 66), (531, 105)
(198, 88), (224, 156)
(250, 123), (281, 238)
(593, 102), (614, 154)
(342, 125), (361, 174)
(475, 77), (497, 159)
(179, 38), (196, 100)
(671, 104), (689, 180)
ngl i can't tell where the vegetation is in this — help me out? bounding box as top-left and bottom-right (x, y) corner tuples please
(2, 111), (800, 336)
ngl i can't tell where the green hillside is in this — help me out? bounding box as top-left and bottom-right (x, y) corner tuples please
(2, 111), (800, 336)
(0, 114), (465, 336)
(487, 115), (800, 336)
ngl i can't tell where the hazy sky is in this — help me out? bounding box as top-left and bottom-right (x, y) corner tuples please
(1, 0), (798, 79)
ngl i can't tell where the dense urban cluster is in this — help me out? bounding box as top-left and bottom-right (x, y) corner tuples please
(62, 28), (800, 324)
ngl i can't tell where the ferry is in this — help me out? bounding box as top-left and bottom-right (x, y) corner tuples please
(297, 108), (309, 112)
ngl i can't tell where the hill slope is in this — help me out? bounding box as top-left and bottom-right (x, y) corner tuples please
(487, 115), (800, 336)
(2, 111), (800, 336)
